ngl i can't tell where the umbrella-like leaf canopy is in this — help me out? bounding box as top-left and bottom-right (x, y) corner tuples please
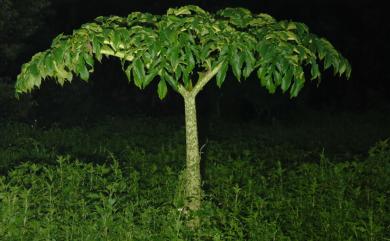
(15, 5), (351, 99)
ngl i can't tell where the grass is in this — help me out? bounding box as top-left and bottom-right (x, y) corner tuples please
(0, 114), (389, 240)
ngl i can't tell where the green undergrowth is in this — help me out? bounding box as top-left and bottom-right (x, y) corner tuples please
(0, 117), (389, 240)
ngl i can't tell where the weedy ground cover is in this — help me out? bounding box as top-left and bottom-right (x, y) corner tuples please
(0, 115), (389, 240)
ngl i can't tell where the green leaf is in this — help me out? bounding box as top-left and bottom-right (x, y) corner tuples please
(230, 49), (243, 81)
(248, 13), (275, 26)
(51, 33), (65, 47)
(120, 28), (130, 43)
(82, 22), (102, 33)
(263, 74), (276, 93)
(331, 56), (340, 74)
(182, 69), (191, 89)
(286, 31), (298, 42)
(167, 7), (191, 16)
(185, 47), (195, 72)
(53, 45), (65, 63)
(133, 58), (145, 88)
(113, 30), (121, 50)
(83, 53), (94, 68)
(281, 68), (292, 92)
(258, 66), (275, 93)
(55, 64), (73, 84)
(124, 65), (132, 82)
(44, 53), (55, 74)
(28, 62), (42, 88)
(174, 64), (182, 81)
(273, 70), (282, 86)
(63, 50), (72, 65)
(290, 68), (305, 97)
(92, 37), (102, 61)
(77, 60), (89, 81)
(143, 69), (158, 88)
(287, 22), (297, 30)
(157, 79), (168, 99)
(345, 62), (352, 79)
(168, 45), (180, 70)
(182, 47), (195, 88)
(161, 28), (177, 44)
(310, 62), (320, 80)
(257, 66), (267, 81)
(216, 60), (229, 87)
(324, 55), (332, 70)
(164, 72), (178, 91)
(149, 55), (162, 70)
(290, 80), (302, 97)
(338, 59), (347, 76)
(243, 50), (256, 79)
(261, 45), (276, 63)
(167, 5), (206, 16)
(217, 7), (252, 27)
(29, 62), (40, 77)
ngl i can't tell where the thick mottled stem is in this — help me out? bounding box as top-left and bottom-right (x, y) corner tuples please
(177, 63), (223, 228)
(182, 91), (201, 211)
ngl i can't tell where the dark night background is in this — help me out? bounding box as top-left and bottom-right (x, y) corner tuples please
(1, 0), (389, 136)
(1, 1), (389, 238)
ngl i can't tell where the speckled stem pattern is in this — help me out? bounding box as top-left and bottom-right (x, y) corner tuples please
(183, 95), (201, 213)
(177, 63), (223, 227)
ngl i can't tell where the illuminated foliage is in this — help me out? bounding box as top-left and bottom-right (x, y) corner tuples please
(15, 5), (350, 98)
